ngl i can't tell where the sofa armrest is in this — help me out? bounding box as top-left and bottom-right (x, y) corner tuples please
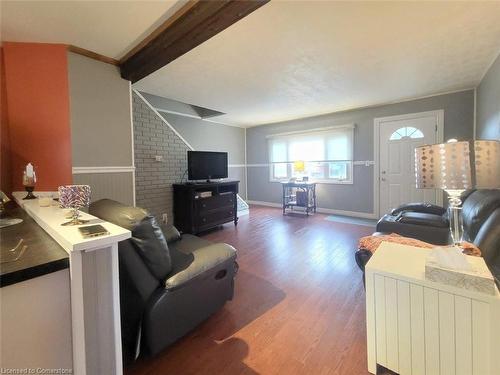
(165, 243), (237, 291)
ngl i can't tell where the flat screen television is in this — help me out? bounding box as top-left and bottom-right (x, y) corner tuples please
(188, 151), (228, 181)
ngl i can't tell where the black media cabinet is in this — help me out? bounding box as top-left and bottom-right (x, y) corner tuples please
(173, 180), (239, 234)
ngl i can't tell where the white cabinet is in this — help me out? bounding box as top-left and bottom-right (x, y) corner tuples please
(0, 270), (72, 370)
(365, 242), (500, 375)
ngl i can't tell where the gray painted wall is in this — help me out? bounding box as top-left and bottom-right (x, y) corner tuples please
(68, 53), (133, 167)
(477, 53), (500, 140)
(133, 93), (190, 223)
(246, 90), (474, 214)
(160, 113), (246, 165)
(68, 52), (134, 205)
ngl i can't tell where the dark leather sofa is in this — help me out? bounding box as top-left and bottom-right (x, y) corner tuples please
(355, 189), (500, 287)
(90, 199), (237, 364)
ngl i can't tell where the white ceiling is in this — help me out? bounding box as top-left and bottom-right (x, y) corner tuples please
(1, 1), (179, 59)
(2, 1), (500, 127)
(134, 1), (500, 127)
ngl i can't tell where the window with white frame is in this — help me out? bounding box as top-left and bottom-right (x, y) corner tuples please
(268, 125), (354, 184)
(389, 126), (424, 140)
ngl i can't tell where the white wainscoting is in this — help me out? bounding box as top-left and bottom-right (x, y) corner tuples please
(72, 166), (135, 206)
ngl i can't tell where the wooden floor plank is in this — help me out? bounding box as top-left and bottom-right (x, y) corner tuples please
(126, 205), (377, 375)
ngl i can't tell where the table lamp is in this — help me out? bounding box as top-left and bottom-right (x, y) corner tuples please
(415, 139), (499, 245)
(293, 160), (305, 173)
(58, 185), (91, 226)
(293, 160), (306, 181)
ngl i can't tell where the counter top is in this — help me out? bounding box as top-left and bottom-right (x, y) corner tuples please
(1, 193), (132, 287)
(0, 204), (69, 287)
(12, 192), (131, 253)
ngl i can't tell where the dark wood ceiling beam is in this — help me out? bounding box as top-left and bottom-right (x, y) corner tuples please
(120, 0), (269, 83)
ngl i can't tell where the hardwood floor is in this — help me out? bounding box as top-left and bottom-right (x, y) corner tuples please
(126, 205), (377, 375)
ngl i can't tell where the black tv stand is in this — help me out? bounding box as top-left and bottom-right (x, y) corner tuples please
(173, 180), (239, 234)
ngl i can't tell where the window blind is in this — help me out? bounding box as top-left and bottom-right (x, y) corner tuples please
(268, 126), (353, 162)
(267, 125), (354, 183)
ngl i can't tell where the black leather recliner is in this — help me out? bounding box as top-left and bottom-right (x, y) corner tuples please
(355, 189), (500, 287)
(89, 199), (237, 364)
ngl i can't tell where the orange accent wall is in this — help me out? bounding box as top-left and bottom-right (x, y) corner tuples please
(3, 42), (72, 192)
(0, 47), (12, 195)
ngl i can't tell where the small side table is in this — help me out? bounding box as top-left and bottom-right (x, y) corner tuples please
(365, 242), (500, 375)
(281, 181), (317, 215)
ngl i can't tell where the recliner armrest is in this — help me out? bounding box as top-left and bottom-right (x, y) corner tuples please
(398, 212), (449, 227)
(391, 202), (446, 216)
(165, 243), (237, 291)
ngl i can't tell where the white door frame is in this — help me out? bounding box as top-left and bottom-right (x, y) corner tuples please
(373, 110), (444, 218)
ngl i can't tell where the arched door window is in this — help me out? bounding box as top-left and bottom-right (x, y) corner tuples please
(389, 126), (424, 140)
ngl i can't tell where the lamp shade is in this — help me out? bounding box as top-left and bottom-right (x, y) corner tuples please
(58, 185), (91, 209)
(474, 140), (500, 189)
(415, 141), (472, 190)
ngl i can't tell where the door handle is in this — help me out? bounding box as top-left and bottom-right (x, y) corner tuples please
(381, 177), (386, 182)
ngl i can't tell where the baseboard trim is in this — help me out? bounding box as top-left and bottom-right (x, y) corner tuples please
(315, 207), (377, 219)
(247, 200), (378, 219)
(247, 200), (282, 208)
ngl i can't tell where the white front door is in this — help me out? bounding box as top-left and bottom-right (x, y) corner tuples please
(377, 111), (442, 215)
